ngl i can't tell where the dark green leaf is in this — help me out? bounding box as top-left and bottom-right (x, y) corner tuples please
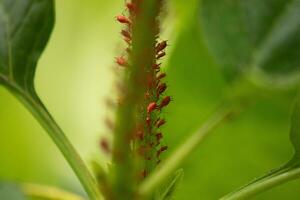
(0, 182), (27, 200)
(0, 0), (54, 97)
(201, 0), (300, 88)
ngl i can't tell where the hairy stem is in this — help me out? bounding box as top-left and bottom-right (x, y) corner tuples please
(4, 82), (102, 200)
(22, 183), (84, 200)
(112, 0), (165, 199)
(220, 167), (300, 200)
(139, 103), (236, 197)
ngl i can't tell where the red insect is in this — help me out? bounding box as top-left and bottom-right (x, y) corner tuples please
(126, 2), (136, 13)
(115, 56), (127, 67)
(159, 96), (171, 109)
(157, 146), (168, 157)
(116, 15), (131, 24)
(147, 102), (157, 113)
(157, 73), (166, 80)
(157, 83), (167, 95)
(156, 132), (163, 144)
(100, 138), (110, 154)
(121, 29), (131, 39)
(153, 63), (161, 69)
(156, 41), (167, 53)
(156, 52), (166, 59)
(124, 37), (131, 45)
(156, 119), (166, 128)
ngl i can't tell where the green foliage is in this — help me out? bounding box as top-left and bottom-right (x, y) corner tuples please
(201, 0), (300, 88)
(196, 0), (300, 198)
(0, 183), (26, 200)
(219, 96), (300, 200)
(158, 169), (184, 200)
(2, 0), (300, 200)
(0, 0), (54, 97)
(290, 97), (300, 157)
(0, 1), (102, 199)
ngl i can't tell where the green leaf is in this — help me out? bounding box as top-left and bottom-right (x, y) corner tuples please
(0, 182), (27, 200)
(158, 169), (184, 200)
(290, 97), (300, 158)
(0, 0), (54, 98)
(201, 0), (300, 88)
(220, 97), (300, 200)
(0, 1), (102, 199)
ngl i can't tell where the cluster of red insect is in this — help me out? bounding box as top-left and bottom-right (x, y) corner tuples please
(113, 0), (169, 178)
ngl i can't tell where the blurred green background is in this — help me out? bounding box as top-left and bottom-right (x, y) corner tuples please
(1, 0), (300, 199)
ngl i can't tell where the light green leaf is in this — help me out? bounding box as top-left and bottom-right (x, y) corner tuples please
(201, 0), (300, 88)
(221, 97), (300, 200)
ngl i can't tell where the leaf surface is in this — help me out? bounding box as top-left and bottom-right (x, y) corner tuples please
(0, 0), (54, 97)
(0, 182), (27, 200)
(201, 0), (300, 87)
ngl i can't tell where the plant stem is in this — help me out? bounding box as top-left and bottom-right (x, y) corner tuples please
(139, 103), (236, 197)
(22, 183), (85, 200)
(5, 83), (102, 200)
(112, 0), (165, 199)
(220, 167), (300, 200)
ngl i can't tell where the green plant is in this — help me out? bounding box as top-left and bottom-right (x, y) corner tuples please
(1, 0), (300, 200)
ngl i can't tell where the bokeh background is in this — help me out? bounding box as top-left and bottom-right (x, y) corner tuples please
(1, 0), (300, 199)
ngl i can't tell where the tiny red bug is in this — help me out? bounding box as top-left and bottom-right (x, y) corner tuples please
(116, 15), (131, 24)
(100, 138), (110, 154)
(159, 96), (171, 109)
(124, 37), (131, 45)
(153, 63), (161, 69)
(147, 102), (157, 113)
(157, 146), (168, 157)
(126, 47), (131, 53)
(115, 56), (127, 67)
(156, 132), (163, 144)
(157, 73), (166, 80)
(157, 83), (167, 95)
(121, 29), (131, 39)
(156, 132), (163, 140)
(126, 3), (135, 12)
(156, 52), (166, 59)
(156, 119), (166, 128)
(156, 41), (167, 53)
